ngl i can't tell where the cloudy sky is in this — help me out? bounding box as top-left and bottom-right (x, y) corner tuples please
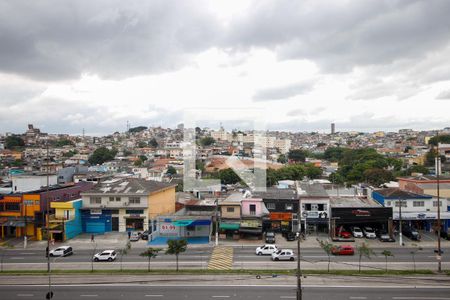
(1, 0), (450, 135)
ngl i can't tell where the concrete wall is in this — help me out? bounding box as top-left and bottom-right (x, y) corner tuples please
(148, 187), (176, 219)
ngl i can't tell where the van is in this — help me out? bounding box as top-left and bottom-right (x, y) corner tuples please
(265, 231), (276, 244)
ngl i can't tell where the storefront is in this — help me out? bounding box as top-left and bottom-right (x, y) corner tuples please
(219, 221), (240, 240)
(157, 216), (212, 238)
(393, 212), (450, 232)
(264, 212), (292, 233)
(239, 219), (263, 239)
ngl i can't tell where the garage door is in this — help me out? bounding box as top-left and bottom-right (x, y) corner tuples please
(86, 222), (105, 233)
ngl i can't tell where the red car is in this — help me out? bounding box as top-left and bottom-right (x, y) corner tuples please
(331, 245), (355, 256)
(335, 229), (352, 239)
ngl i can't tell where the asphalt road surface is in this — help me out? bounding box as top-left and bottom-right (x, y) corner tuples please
(1, 246), (448, 270)
(1, 285), (450, 300)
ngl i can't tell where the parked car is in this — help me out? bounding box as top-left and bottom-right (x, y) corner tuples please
(141, 230), (150, 240)
(93, 250), (117, 262)
(402, 226), (420, 241)
(255, 244), (278, 255)
(49, 246), (73, 257)
(363, 227), (377, 239)
(436, 230), (449, 240)
(285, 232), (296, 241)
(271, 249), (295, 261)
(130, 232), (141, 241)
(351, 226), (364, 238)
(265, 231), (276, 244)
(331, 245), (355, 256)
(335, 228), (352, 239)
(378, 231), (395, 242)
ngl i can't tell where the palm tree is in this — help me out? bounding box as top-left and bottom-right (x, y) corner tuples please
(380, 250), (394, 272)
(140, 247), (162, 272)
(166, 239), (187, 271)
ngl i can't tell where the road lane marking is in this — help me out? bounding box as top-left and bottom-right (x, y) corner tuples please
(145, 296), (163, 297)
(17, 294), (34, 297)
(80, 295), (98, 297)
(350, 297), (367, 299)
(10, 257), (25, 260)
(212, 296), (230, 298)
(280, 296), (295, 299)
(393, 298), (450, 300)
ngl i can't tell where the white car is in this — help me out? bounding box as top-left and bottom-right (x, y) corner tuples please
(48, 246), (73, 257)
(352, 227), (364, 238)
(271, 249), (295, 261)
(93, 250), (117, 262)
(363, 227), (377, 239)
(255, 244), (278, 255)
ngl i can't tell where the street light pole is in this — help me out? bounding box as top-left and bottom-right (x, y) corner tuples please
(399, 197), (403, 247)
(23, 201), (27, 249)
(296, 199), (302, 300)
(215, 198), (219, 246)
(436, 136), (442, 273)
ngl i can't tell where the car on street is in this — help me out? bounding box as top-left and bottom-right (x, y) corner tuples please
(378, 231), (395, 242)
(48, 246), (73, 257)
(265, 231), (276, 244)
(93, 250), (117, 262)
(331, 245), (355, 256)
(129, 232), (141, 241)
(335, 228), (352, 239)
(255, 244), (278, 255)
(271, 249), (295, 261)
(351, 226), (364, 238)
(141, 230), (150, 240)
(363, 227), (377, 239)
(402, 226), (420, 241)
(285, 232), (296, 241)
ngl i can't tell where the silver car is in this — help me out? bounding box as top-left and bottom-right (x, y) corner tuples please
(271, 249), (295, 261)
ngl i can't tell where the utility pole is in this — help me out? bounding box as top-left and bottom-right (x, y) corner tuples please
(399, 197), (403, 247)
(23, 201), (27, 249)
(296, 199), (302, 300)
(46, 140), (53, 299)
(436, 133), (442, 272)
(215, 198), (219, 246)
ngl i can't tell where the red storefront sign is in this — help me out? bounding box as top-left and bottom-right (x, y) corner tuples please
(269, 212), (292, 221)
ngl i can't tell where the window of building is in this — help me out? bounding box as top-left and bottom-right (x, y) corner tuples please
(126, 209), (144, 215)
(266, 203), (275, 210)
(413, 201), (425, 207)
(285, 203), (293, 210)
(318, 204), (324, 211)
(6, 203), (20, 211)
(109, 197), (114, 202)
(110, 210), (119, 214)
(394, 201), (407, 207)
(433, 201), (442, 207)
(305, 203), (312, 211)
(129, 197), (141, 204)
(249, 204), (256, 215)
(90, 197), (101, 204)
(227, 207), (234, 213)
(115, 197), (121, 202)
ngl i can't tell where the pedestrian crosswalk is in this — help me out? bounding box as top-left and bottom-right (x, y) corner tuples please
(207, 246), (233, 270)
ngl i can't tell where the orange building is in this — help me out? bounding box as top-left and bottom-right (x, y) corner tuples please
(0, 194), (39, 239)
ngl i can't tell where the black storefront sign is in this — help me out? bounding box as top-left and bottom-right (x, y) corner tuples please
(331, 207), (392, 224)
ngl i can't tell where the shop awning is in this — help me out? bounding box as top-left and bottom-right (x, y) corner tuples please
(0, 198), (21, 203)
(239, 228), (262, 234)
(172, 219), (212, 226)
(220, 223), (240, 230)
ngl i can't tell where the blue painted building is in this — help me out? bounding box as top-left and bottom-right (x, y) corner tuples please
(81, 209), (112, 234)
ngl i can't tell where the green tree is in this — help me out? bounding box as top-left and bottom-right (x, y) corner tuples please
(129, 126), (148, 133)
(167, 165), (177, 175)
(288, 149), (308, 163)
(54, 139), (75, 147)
(5, 135), (25, 150)
(277, 154), (288, 164)
(363, 168), (394, 186)
(380, 250), (394, 272)
(428, 134), (450, 146)
(357, 243), (374, 273)
(410, 243), (423, 272)
(305, 164), (322, 179)
(196, 160), (205, 172)
(138, 141), (148, 148)
(149, 138), (158, 148)
(140, 247), (162, 272)
(405, 165), (429, 176)
(329, 172), (345, 185)
(324, 147), (346, 162)
(166, 239), (187, 271)
(118, 241), (131, 272)
(88, 147), (117, 165)
(218, 168), (240, 185)
(266, 168), (279, 187)
(199, 136), (215, 147)
(318, 239), (335, 273)
(425, 149), (446, 167)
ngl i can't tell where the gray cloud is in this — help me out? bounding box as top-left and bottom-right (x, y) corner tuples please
(0, 0), (220, 81)
(436, 90), (450, 100)
(253, 80), (315, 101)
(227, 0), (450, 73)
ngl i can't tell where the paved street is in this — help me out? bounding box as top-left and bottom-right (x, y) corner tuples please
(0, 244), (448, 271)
(1, 283), (450, 300)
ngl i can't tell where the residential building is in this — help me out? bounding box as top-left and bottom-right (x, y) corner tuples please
(80, 178), (176, 233)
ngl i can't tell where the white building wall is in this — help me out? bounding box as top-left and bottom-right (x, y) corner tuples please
(12, 175), (57, 192)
